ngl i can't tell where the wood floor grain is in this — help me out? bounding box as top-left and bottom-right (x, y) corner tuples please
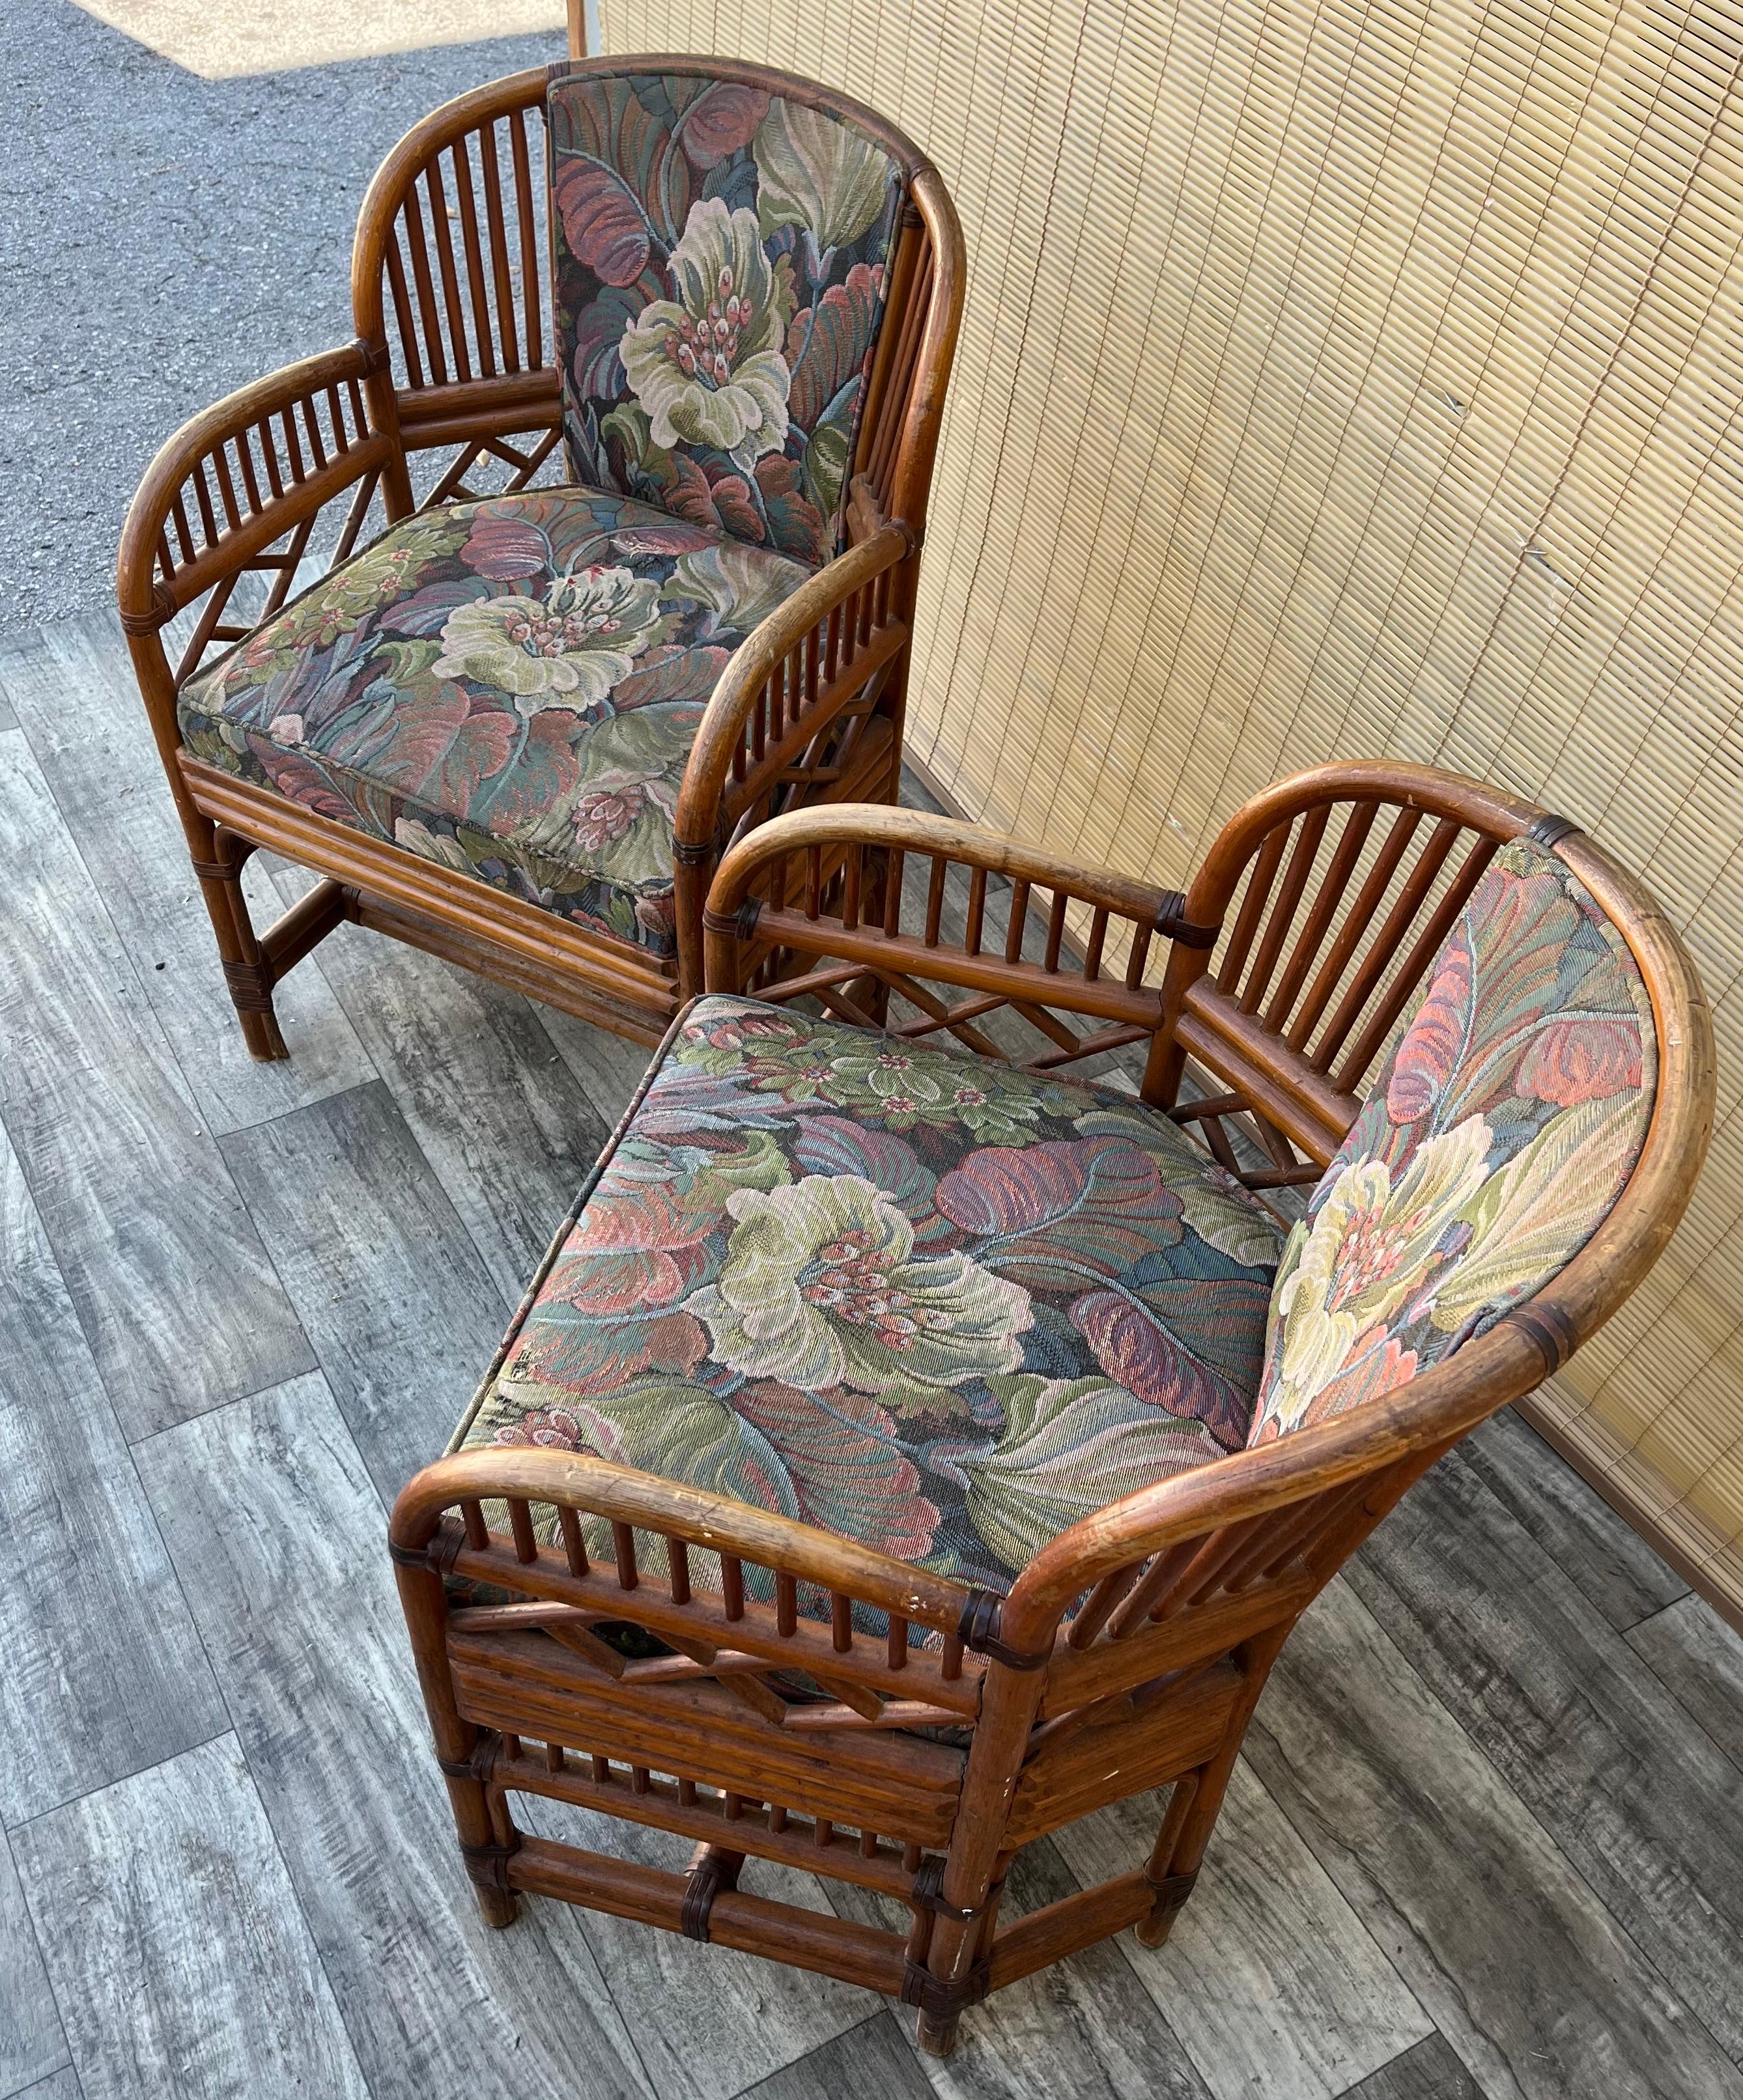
(0, 1123), (227, 1828)
(1, 616), (377, 1137)
(272, 886), (610, 1304)
(0, 1830), (65, 2099)
(1458, 1410), (1689, 1631)
(1340, 2032), (1484, 2098)
(0, 729), (315, 1435)
(1244, 1576), (1743, 2100)
(539, 1002), (669, 1131)
(741, 2016), (933, 2100)
(1626, 1593), (1743, 1770)
(218, 1081), (513, 1500)
(134, 1371), (655, 2100)
(12, 1735), (371, 2100)
(1347, 1448), (1743, 2065)
(1053, 1760), (1430, 2100)
(10, 2073), (79, 2100)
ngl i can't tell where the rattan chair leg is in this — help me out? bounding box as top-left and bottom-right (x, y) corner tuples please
(1133, 1767), (1204, 1948)
(393, 1548), (522, 1927)
(914, 2009), (960, 2058)
(1135, 1625), (1293, 1952)
(907, 1673), (1040, 2056)
(186, 826), (289, 1062)
(466, 1857), (521, 1931)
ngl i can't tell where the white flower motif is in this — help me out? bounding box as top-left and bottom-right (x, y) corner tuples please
(620, 199), (791, 468)
(1264, 1115), (1492, 1432)
(691, 1173), (1030, 1397)
(432, 565), (662, 710)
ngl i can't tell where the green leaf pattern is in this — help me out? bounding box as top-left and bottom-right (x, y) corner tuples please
(177, 488), (811, 959)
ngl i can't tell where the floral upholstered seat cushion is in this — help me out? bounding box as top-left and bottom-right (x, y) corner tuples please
(548, 65), (907, 566)
(452, 994), (1286, 1592)
(178, 489), (812, 957)
(1247, 835), (1656, 1446)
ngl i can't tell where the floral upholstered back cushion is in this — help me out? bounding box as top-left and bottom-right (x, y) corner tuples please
(455, 996), (1286, 1590)
(1247, 837), (1656, 1446)
(548, 66), (907, 567)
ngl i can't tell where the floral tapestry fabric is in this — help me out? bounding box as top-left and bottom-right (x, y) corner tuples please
(178, 489), (812, 957)
(548, 67), (906, 567)
(453, 994), (1285, 1592)
(1247, 837), (1656, 1447)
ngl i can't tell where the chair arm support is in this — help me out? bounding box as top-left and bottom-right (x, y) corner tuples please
(117, 341), (399, 633)
(673, 524), (916, 859)
(701, 800), (1208, 1035)
(709, 802), (1180, 930)
(389, 1444), (975, 1645)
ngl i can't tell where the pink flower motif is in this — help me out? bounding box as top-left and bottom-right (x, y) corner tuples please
(492, 1407), (586, 1451)
(268, 713), (305, 745)
(635, 891), (677, 941)
(1251, 1326), (1418, 1444)
(573, 778), (649, 849)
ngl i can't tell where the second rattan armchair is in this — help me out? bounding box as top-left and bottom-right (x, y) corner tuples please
(388, 760), (1712, 2055)
(117, 55), (964, 1056)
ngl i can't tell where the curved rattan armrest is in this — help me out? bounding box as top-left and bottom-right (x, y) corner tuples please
(390, 1443), (976, 1645)
(709, 802), (1178, 929)
(700, 800), (1198, 1041)
(673, 526), (916, 858)
(117, 341), (396, 634)
(999, 1318), (1548, 1651)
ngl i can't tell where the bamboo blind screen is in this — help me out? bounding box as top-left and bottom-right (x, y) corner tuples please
(597, 0), (1743, 1616)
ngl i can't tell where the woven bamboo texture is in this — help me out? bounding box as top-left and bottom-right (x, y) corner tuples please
(599, 0), (1743, 1617)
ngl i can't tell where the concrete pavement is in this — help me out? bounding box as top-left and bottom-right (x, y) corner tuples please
(1, 1), (565, 632)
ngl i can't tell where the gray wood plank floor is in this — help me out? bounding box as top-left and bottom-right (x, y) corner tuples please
(3, 608), (1743, 2099)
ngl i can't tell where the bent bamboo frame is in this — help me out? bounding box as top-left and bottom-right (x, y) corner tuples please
(116, 59), (967, 1052)
(388, 763), (1713, 2054)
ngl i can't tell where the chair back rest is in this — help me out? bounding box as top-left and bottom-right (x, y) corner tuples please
(699, 775), (1710, 1681)
(1244, 833), (1656, 1444)
(546, 61), (912, 567)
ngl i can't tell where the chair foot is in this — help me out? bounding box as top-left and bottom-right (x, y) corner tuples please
(473, 1884), (520, 1929)
(915, 2011), (959, 2058)
(459, 1834), (521, 1928)
(190, 846), (291, 1059)
(221, 955), (288, 1059)
(1135, 1866), (1198, 1946)
(239, 1002), (290, 1061)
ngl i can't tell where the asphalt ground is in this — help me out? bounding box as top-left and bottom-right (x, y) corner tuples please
(1, 3), (565, 632)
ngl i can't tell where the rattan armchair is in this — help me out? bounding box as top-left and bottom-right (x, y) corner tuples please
(388, 761), (1712, 2054)
(117, 58), (963, 1054)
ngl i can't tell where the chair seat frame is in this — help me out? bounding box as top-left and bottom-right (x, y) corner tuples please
(117, 61), (965, 1054)
(388, 761), (1713, 2054)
